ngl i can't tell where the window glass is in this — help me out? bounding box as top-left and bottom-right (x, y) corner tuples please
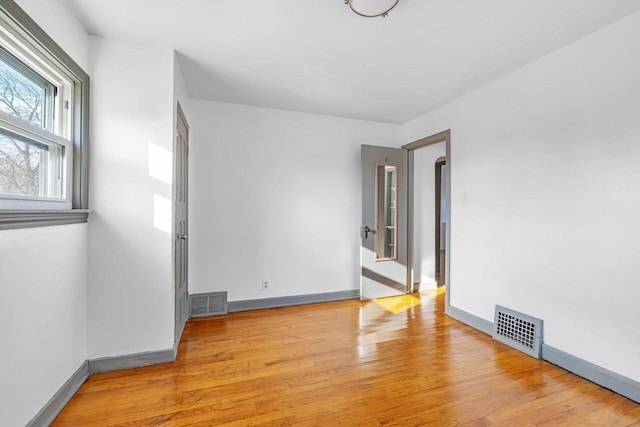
(0, 128), (63, 198)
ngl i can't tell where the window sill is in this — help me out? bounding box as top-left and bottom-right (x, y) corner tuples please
(0, 209), (89, 230)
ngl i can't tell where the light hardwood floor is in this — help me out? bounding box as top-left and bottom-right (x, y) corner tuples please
(53, 291), (640, 426)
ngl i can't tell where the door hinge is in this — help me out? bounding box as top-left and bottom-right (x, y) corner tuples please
(64, 100), (69, 109)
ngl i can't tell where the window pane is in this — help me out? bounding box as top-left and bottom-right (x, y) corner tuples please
(0, 50), (47, 128)
(0, 129), (63, 198)
(375, 163), (397, 260)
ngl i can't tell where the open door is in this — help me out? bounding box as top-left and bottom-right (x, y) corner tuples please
(361, 145), (409, 300)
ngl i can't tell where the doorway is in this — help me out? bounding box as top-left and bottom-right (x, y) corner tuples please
(403, 130), (451, 308)
(406, 140), (446, 291)
(359, 130), (451, 309)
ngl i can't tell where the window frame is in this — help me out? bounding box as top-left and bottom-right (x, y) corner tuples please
(0, 0), (89, 230)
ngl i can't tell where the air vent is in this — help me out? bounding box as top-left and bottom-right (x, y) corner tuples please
(190, 292), (228, 318)
(492, 305), (543, 359)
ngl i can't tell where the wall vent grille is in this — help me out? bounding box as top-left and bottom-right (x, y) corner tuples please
(190, 292), (228, 318)
(492, 305), (543, 359)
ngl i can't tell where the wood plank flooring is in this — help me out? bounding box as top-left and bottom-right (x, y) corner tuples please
(53, 291), (640, 426)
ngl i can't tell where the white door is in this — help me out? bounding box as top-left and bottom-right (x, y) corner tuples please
(175, 103), (189, 343)
(361, 145), (409, 300)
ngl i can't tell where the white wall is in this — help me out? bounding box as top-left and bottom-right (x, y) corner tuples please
(0, 225), (88, 426)
(87, 36), (175, 358)
(15, 0), (88, 71)
(402, 11), (640, 382)
(0, 2), (88, 426)
(413, 142), (446, 288)
(186, 100), (400, 301)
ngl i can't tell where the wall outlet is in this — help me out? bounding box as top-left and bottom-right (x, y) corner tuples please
(261, 279), (270, 291)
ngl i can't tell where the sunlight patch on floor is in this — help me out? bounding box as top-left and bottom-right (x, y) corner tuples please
(421, 286), (446, 297)
(373, 294), (422, 314)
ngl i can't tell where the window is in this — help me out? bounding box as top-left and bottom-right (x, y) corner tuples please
(0, 47), (68, 202)
(0, 1), (89, 229)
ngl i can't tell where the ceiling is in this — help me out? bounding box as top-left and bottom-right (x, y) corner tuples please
(64, 0), (640, 124)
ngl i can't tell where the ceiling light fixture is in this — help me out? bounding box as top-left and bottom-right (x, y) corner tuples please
(345, 0), (400, 18)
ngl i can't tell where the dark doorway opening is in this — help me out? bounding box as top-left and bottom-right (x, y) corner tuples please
(435, 158), (446, 286)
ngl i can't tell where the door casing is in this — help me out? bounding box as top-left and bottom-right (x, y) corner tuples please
(403, 130), (452, 312)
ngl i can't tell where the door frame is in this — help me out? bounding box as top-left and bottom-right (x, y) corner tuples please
(402, 129), (452, 312)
